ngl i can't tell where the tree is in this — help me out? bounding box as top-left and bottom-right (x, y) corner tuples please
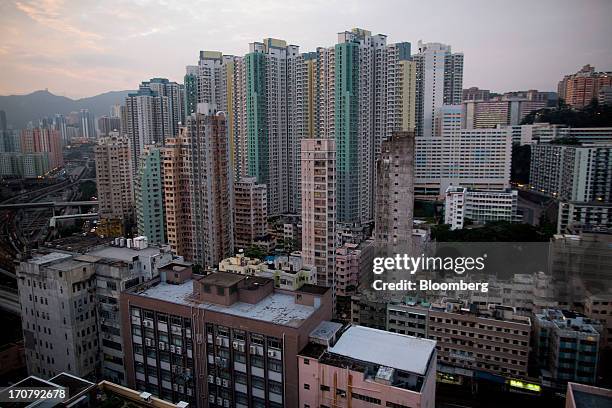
(245, 245), (267, 260)
(521, 99), (612, 127)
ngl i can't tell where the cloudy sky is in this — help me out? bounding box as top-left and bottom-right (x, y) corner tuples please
(0, 0), (611, 99)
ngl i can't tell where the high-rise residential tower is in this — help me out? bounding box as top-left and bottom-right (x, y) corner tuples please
(558, 64), (612, 108)
(20, 127), (63, 169)
(375, 131), (415, 261)
(140, 78), (185, 138)
(125, 86), (171, 176)
(79, 109), (96, 139)
(135, 144), (165, 245)
(164, 104), (234, 267)
(233, 177), (268, 251)
(187, 104), (234, 267)
(301, 138), (336, 288)
(413, 41), (464, 139)
(245, 38), (300, 216)
(162, 133), (193, 261)
(333, 29), (416, 227)
(94, 134), (134, 226)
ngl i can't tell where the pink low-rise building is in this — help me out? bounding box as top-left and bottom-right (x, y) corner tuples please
(335, 239), (375, 296)
(298, 324), (437, 408)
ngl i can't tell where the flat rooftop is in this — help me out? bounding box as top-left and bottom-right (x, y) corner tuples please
(200, 272), (245, 287)
(573, 390), (612, 408)
(28, 252), (72, 265)
(310, 321), (343, 343)
(47, 259), (91, 272)
(133, 280), (318, 327)
(328, 325), (436, 376)
(87, 245), (163, 262)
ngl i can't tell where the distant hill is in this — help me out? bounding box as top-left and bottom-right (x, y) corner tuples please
(0, 89), (135, 129)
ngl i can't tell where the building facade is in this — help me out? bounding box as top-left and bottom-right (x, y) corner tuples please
(94, 134), (134, 227)
(444, 186), (519, 230)
(558, 64), (612, 108)
(298, 324), (437, 408)
(233, 177), (268, 251)
(301, 138), (336, 288)
(136, 144), (166, 244)
(120, 271), (333, 408)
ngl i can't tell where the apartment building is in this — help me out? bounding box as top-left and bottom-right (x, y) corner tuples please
(334, 239), (375, 297)
(530, 143), (612, 202)
(301, 138), (336, 289)
(584, 292), (612, 349)
(415, 122), (513, 199)
(94, 134), (134, 232)
(298, 324), (437, 408)
(85, 241), (176, 384)
(186, 28), (419, 224)
(533, 309), (600, 387)
(0, 152), (50, 178)
(161, 104), (234, 267)
(462, 90), (549, 129)
(233, 177), (268, 251)
(136, 144), (166, 245)
(428, 302), (531, 379)
(141, 78), (185, 138)
(444, 186), (518, 230)
(17, 252), (99, 380)
(558, 64), (612, 108)
(120, 271), (333, 408)
(125, 87), (170, 177)
(374, 131), (415, 262)
(387, 301), (430, 338)
(218, 252), (316, 291)
(17, 241), (177, 384)
(549, 233), (612, 308)
(558, 201), (612, 234)
(162, 132), (193, 260)
(413, 41), (463, 139)
(19, 127), (63, 169)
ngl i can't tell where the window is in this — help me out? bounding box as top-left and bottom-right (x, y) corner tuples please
(304, 383), (310, 390)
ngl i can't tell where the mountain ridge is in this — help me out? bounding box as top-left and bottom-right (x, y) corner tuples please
(0, 89), (135, 129)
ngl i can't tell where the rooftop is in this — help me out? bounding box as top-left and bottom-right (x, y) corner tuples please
(568, 383), (612, 408)
(28, 252), (72, 265)
(87, 245), (164, 262)
(310, 321), (343, 343)
(133, 280), (318, 327)
(199, 272), (245, 288)
(573, 390), (612, 408)
(47, 259), (91, 272)
(48, 372), (94, 399)
(327, 325), (436, 376)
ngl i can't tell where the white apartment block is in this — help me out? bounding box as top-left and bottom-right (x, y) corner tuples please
(445, 186), (519, 230)
(530, 143), (612, 202)
(416, 106), (512, 199)
(125, 88), (170, 177)
(414, 41), (463, 139)
(558, 201), (612, 234)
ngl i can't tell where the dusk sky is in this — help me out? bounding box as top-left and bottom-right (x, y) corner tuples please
(1, 0), (611, 99)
